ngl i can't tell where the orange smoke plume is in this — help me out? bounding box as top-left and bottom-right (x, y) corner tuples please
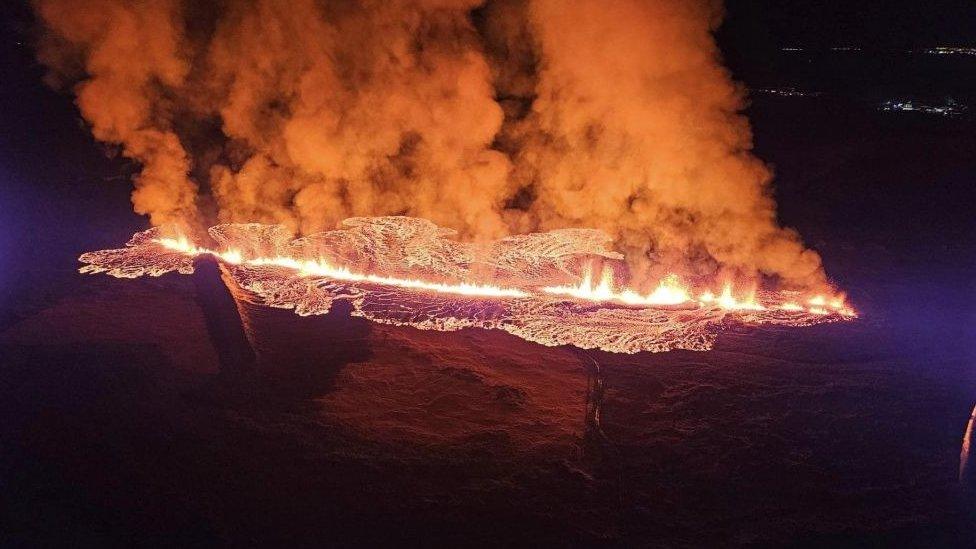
(33, 0), (831, 292)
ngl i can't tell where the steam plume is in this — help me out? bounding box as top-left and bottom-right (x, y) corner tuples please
(33, 0), (828, 289)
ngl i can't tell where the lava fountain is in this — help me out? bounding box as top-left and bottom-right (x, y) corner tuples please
(79, 217), (854, 354)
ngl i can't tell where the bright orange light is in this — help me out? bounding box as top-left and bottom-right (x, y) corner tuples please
(702, 282), (765, 311)
(809, 293), (855, 316)
(76, 221), (862, 355)
(542, 267), (691, 306)
(153, 237), (857, 317)
(155, 238), (531, 299)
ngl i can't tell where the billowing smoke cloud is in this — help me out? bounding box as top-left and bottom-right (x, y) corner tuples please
(33, 0), (827, 290)
(34, 0), (198, 227)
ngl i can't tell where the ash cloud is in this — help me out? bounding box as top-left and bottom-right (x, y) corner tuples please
(33, 0), (828, 290)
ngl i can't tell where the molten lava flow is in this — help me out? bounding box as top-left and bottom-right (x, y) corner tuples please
(542, 267), (691, 306)
(155, 237), (531, 299)
(79, 217), (855, 354)
(698, 283), (765, 311)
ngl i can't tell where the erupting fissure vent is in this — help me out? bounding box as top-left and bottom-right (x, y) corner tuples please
(79, 217), (854, 353)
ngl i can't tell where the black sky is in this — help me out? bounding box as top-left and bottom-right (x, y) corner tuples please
(721, 0), (976, 52)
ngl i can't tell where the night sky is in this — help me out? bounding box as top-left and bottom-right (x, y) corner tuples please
(721, 0), (976, 51)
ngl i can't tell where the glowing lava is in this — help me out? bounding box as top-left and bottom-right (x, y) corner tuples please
(543, 267), (691, 306)
(156, 236), (531, 299)
(698, 283), (765, 311)
(78, 217), (856, 354)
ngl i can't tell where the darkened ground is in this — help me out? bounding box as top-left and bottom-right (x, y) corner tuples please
(2, 2), (975, 547)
